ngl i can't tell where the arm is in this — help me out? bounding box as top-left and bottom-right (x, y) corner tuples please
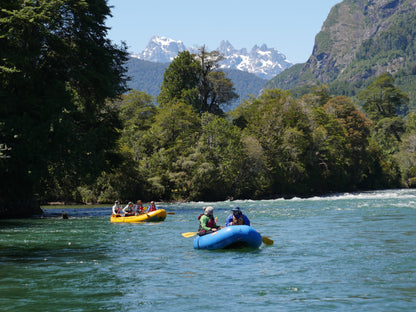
(243, 214), (250, 226)
(225, 215), (233, 226)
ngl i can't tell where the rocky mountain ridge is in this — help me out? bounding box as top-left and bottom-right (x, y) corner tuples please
(265, 0), (416, 108)
(131, 36), (293, 79)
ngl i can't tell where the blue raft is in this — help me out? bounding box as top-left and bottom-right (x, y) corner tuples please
(193, 225), (263, 250)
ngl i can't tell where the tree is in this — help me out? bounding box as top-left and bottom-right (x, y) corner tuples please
(323, 96), (374, 188)
(190, 113), (244, 200)
(195, 46), (238, 114)
(358, 73), (408, 123)
(142, 100), (201, 200)
(0, 0), (128, 216)
(158, 47), (238, 115)
(157, 51), (200, 109)
(118, 90), (157, 161)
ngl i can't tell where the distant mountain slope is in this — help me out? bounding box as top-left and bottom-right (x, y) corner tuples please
(265, 0), (416, 108)
(132, 36), (292, 79)
(125, 57), (266, 110)
(125, 58), (168, 97)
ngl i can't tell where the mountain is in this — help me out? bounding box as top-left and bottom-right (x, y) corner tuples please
(217, 40), (293, 79)
(125, 57), (266, 111)
(131, 36), (187, 63)
(126, 58), (168, 96)
(265, 0), (416, 108)
(131, 36), (293, 79)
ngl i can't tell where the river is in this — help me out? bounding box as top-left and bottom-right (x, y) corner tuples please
(1, 189), (415, 311)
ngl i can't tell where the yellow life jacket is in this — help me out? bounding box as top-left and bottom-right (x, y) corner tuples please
(232, 214), (244, 225)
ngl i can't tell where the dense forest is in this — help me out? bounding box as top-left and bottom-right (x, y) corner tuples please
(2, 0), (416, 218)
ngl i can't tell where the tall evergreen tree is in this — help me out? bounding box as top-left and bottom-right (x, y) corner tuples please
(0, 0), (128, 216)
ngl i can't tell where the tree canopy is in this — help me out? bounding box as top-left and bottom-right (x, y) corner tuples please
(0, 0), (128, 216)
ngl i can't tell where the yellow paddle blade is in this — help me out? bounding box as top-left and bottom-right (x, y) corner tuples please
(181, 232), (198, 238)
(167, 212), (175, 215)
(262, 236), (274, 245)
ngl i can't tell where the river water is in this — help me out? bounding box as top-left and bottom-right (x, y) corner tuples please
(1, 189), (415, 311)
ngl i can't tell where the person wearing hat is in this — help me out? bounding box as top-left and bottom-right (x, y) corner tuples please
(123, 202), (135, 216)
(112, 200), (122, 215)
(226, 207), (250, 226)
(198, 206), (220, 235)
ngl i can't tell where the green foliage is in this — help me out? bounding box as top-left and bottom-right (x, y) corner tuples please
(0, 0), (128, 212)
(125, 58), (265, 111)
(359, 73), (409, 122)
(157, 51), (200, 108)
(158, 48), (238, 116)
(4, 1), (416, 207)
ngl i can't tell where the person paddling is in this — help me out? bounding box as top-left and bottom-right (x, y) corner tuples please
(225, 207), (250, 226)
(123, 202), (135, 216)
(198, 206), (220, 236)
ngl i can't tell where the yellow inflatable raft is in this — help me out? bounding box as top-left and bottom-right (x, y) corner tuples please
(110, 209), (167, 223)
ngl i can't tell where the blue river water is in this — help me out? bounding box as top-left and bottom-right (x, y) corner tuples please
(1, 189), (415, 311)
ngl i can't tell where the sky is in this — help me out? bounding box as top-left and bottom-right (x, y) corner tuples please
(106, 0), (342, 64)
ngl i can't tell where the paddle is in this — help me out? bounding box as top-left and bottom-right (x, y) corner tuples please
(261, 236), (273, 245)
(167, 212), (175, 215)
(182, 216), (218, 237)
(182, 232), (198, 238)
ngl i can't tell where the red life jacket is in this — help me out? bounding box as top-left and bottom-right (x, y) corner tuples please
(206, 217), (217, 228)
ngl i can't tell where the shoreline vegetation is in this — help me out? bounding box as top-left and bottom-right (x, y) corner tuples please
(3, 1), (416, 218)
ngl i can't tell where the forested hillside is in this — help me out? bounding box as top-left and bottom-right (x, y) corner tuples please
(266, 0), (416, 110)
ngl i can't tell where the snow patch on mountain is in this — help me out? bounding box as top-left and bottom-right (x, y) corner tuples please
(131, 36), (293, 79)
(131, 36), (187, 63)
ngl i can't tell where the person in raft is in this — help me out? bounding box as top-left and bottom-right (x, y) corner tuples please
(148, 201), (157, 212)
(225, 206), (250, 226)
(112, 200), (122, 215)
(134, 200), (145, 214)
(198, 206), (220, 236)
(123, 202), (135, 216)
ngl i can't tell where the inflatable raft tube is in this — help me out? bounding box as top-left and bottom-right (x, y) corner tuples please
(110, 209), (167, 223)
(193, 225), (262, 250)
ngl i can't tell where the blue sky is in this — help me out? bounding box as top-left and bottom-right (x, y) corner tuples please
(106, 0), (342, 64)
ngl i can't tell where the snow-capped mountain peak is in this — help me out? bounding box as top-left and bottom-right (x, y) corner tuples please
(131, 36), (187, 63)
(131, 36), (293, 79)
